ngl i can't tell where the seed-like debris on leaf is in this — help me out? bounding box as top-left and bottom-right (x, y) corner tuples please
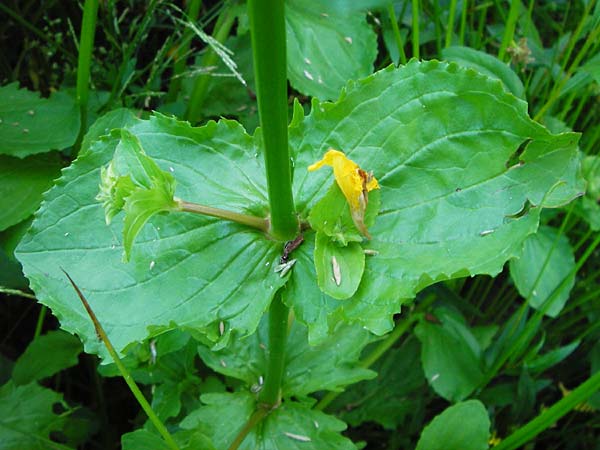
(332, 256), (341, 286)
(284, 432), (312, 442)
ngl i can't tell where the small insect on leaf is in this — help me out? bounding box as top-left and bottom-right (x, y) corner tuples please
(332, 256), (341, 286)
(284, 432), (312, 442)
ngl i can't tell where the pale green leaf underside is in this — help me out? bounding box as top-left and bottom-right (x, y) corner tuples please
(0, 83), (80, 157)
(181, 392), (355, 449)
(285, 0), (377, 100)
(16, 116), (284, 358)
(287, 60), (583, 340)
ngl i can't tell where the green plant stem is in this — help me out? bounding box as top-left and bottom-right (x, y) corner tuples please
(74, 0), (99, 151)
(177, 200), (269, 232)
(315, 313), (418, 411)
(33, 306), (46, 339)
(411, 0), (420, 59)
(184, 2), (237, 123)
(458, 0), (468, 45)
(494, 370), (600, 450)
(228, 408), (269, 450)
(0, 287), (37, 300)
(388, 3), (407, 64)
(258, 293), (289, 406)
(62, 271), (180, 450)
(445, 0), (458, 47)
(165, 0), (203, 103)
(498, 0), (519, 61)
(248, 0), (297, 240)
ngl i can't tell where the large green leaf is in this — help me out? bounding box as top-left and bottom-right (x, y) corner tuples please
(0, 153), (63, 231)
(12, 330), (82, 386)
(180, 392), (356, 449)
(0, 381), (70, 450)
(197, 316), (375, 398)
(510, 225), (576, 317)
(287, 59), (583, 341)
(17, 61), (583, 356)
(17, 115), (286, 359)
(415, 400), (490, 450)
(285, 0), (377, 100)
(0, 83), (80, 157)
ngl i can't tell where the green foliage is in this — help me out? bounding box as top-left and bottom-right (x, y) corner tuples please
(0, 83), (79, 157)
(180, 391), (356, 449)
(415, 307), (485, 402)
(510, 226), (576, 317)
(0, 381), (70, 450)
(197, 316), (376, 398)
(3, 1), (600, 449)
(0, 153), (63, 231)
(285, 0), (377, 100)
(415, 400), (490, 450)
(12, 330), (82, 386)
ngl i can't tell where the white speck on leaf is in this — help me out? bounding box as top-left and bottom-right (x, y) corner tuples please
(169, 166), (174, 173)
(364, 249), (379, 256)
(344, 36), (353, 44)
(28, 110), (35, 116)
(149, 260), (155, 270)
(219, 321), (225, 336)
(23, 128), (29, 133)
(284, 432), (311, 442)
(149, 340), (157, 364)
(431, 373), (440, 382)
(332, 256), (341, 286)
(314, 420), (319, 428)
(480, 229), (494, 236)
(321, 12), (329, 17)
(317, 75), (323, 84)
(64, 232), (70, 237)
(220, 359), (227, 367)
(303, 69), (314, 81)
(304, 57), (312, 65)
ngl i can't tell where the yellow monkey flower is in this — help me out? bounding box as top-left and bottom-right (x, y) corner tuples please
(308, 149), (379, 238)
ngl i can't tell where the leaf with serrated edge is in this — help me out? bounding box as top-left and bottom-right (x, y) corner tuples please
(287, 60), (583, 341)
(180, 392), (356, 449)
(16, 115), (284, 359)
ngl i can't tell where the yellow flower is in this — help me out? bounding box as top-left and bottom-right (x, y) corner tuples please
(308, 149), (379, 238)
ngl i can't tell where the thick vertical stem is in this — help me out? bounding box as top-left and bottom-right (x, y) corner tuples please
(248, 0), (297, 240)
(411, 0), (420, 59)
(75, 0), (99, 150)
(258, 293), (289, 406)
